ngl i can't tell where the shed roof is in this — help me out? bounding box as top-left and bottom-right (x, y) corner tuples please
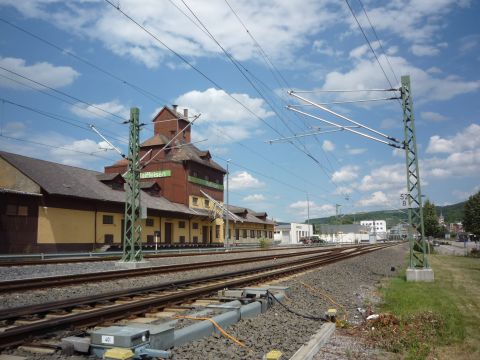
(0, 151), (197, 216)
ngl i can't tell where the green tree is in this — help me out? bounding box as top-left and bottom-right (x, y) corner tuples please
(463, 191), (480, 236)
(423, 199), (440, 237)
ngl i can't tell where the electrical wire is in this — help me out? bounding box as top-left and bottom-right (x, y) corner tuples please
(1, 97), (129, 145)
(221, 0), (338, 172)
(289, 97), (400, 106)
(105, 0), (333, 179)
(0, 17), (171, 106)
(0, 134), (118, 161)
(292, 88), (398, 93)
(266, 290), (327, 322)
(0, 65), (127, 124)
(344, 0), (400, 101)
(356, 0), (399, 85)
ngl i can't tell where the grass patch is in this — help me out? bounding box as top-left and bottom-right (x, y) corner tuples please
(370, 255), (480, 360)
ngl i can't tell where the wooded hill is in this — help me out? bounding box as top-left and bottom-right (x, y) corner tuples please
(308, 201), (465, 228)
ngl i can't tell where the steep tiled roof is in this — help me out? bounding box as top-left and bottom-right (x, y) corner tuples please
(0, 151), (198, 216)
(226, 205), (275, 225)
(169, 143), (226, 173)
(140, 133), (169, 147)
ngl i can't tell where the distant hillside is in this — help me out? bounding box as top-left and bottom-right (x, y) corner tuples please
(308, 201), (465, 228)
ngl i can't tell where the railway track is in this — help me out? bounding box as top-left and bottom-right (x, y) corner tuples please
(0, 246), (354, 293)
(0, 243), (396, 350)
(0, 245), (307, 267)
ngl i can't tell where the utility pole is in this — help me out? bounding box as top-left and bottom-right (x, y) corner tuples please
(401, 75), (433, 281)
(306, 192), (311, 237)
(121, 107), (143, 263)
(225, 159), (230, 249)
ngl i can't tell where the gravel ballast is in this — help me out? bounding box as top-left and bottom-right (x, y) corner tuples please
(172, 243), (407, 359)
(1, 243), (408, 359)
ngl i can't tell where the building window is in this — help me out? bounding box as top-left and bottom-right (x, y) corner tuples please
(104, 234), (114, 244)
(193, 236), (198, 243)
(269, 231), (273, 239)
(192, 197), (198, 206)
(6, 204), (28, 216)
(235, 229), (240, 240)
(179, 221), (186, 229)
(242, 229), (247, 238)
(192, 222), (199, 230)
(6, 204), (17, 216)
(146, 218), (154, 227)
(179, 236), (185, 243)
(147, 235), (154, 242)
(103, 215), (114, 224)
(205, 200), (210, 208)
(216, 225), (220, 238)
(250, 230), (255, 238)
(257, 230), (262, 238)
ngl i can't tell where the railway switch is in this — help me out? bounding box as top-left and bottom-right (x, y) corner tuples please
(90, 326), (171, 359)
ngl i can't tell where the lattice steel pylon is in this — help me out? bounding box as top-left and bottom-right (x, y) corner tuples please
(122, 107), (143, 262)
(401, 75), (428, 269)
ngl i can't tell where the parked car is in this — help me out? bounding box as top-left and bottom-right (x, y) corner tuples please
(300, 235), (325, 244)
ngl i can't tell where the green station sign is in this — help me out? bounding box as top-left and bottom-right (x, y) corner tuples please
(140, 170), (171, 179)
(188, 175), (224, 190)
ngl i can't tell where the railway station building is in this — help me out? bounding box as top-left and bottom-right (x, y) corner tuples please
(0, 105), (275, 254)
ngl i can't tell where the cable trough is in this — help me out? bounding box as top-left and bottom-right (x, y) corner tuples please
(0, 244), (397, 351)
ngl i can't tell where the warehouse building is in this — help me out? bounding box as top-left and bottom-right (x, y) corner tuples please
(0, 106), (274, 253)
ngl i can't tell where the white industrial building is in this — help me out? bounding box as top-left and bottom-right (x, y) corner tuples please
(274, 223), (313, 244)
(360, 220), (387, 241)
(316, 224), (370, 244)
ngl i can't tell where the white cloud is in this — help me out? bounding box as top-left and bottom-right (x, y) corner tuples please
(70, 100), (130, 120)
(229, 171), (265, 190)
(289, 200), (336, 218)
(356, 191), (390, 207)
(421, 111), (448, 122)
(357, 163), (405, 191)
(424, 150), (480, 178)
(0, 129), (118, 169)
(312, 40), (341, 57)
(243, 194), (266, 202)
(0, 56), (79, 89)
(3, 121), (26, 137)
(453, 185), (480, 200)
(320, 52), (480, 103)
(322, 140), (335, 152)
(347, 1), (470, 45)
(1, 0), (342, 68)
(331, 165), (359, 182)
(426, 124), (480, 154)
(175, 88), (273, 144)
(333, 186), (354, 196)
(345, 146), (366, 155)
(410, 44), (440, 56)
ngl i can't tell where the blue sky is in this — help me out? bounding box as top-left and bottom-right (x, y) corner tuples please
(0, 0), (479, 222)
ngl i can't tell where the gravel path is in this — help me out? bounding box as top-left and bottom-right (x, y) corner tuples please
(1, 243), (407, 359)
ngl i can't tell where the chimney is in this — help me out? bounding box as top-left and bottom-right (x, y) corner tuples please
(183, 108), (188, 120)
(172, 104), (178, 113)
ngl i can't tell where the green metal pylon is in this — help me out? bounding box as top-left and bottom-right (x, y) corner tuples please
(401, 75), (428, 268)
(122, 107), (143, 262)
